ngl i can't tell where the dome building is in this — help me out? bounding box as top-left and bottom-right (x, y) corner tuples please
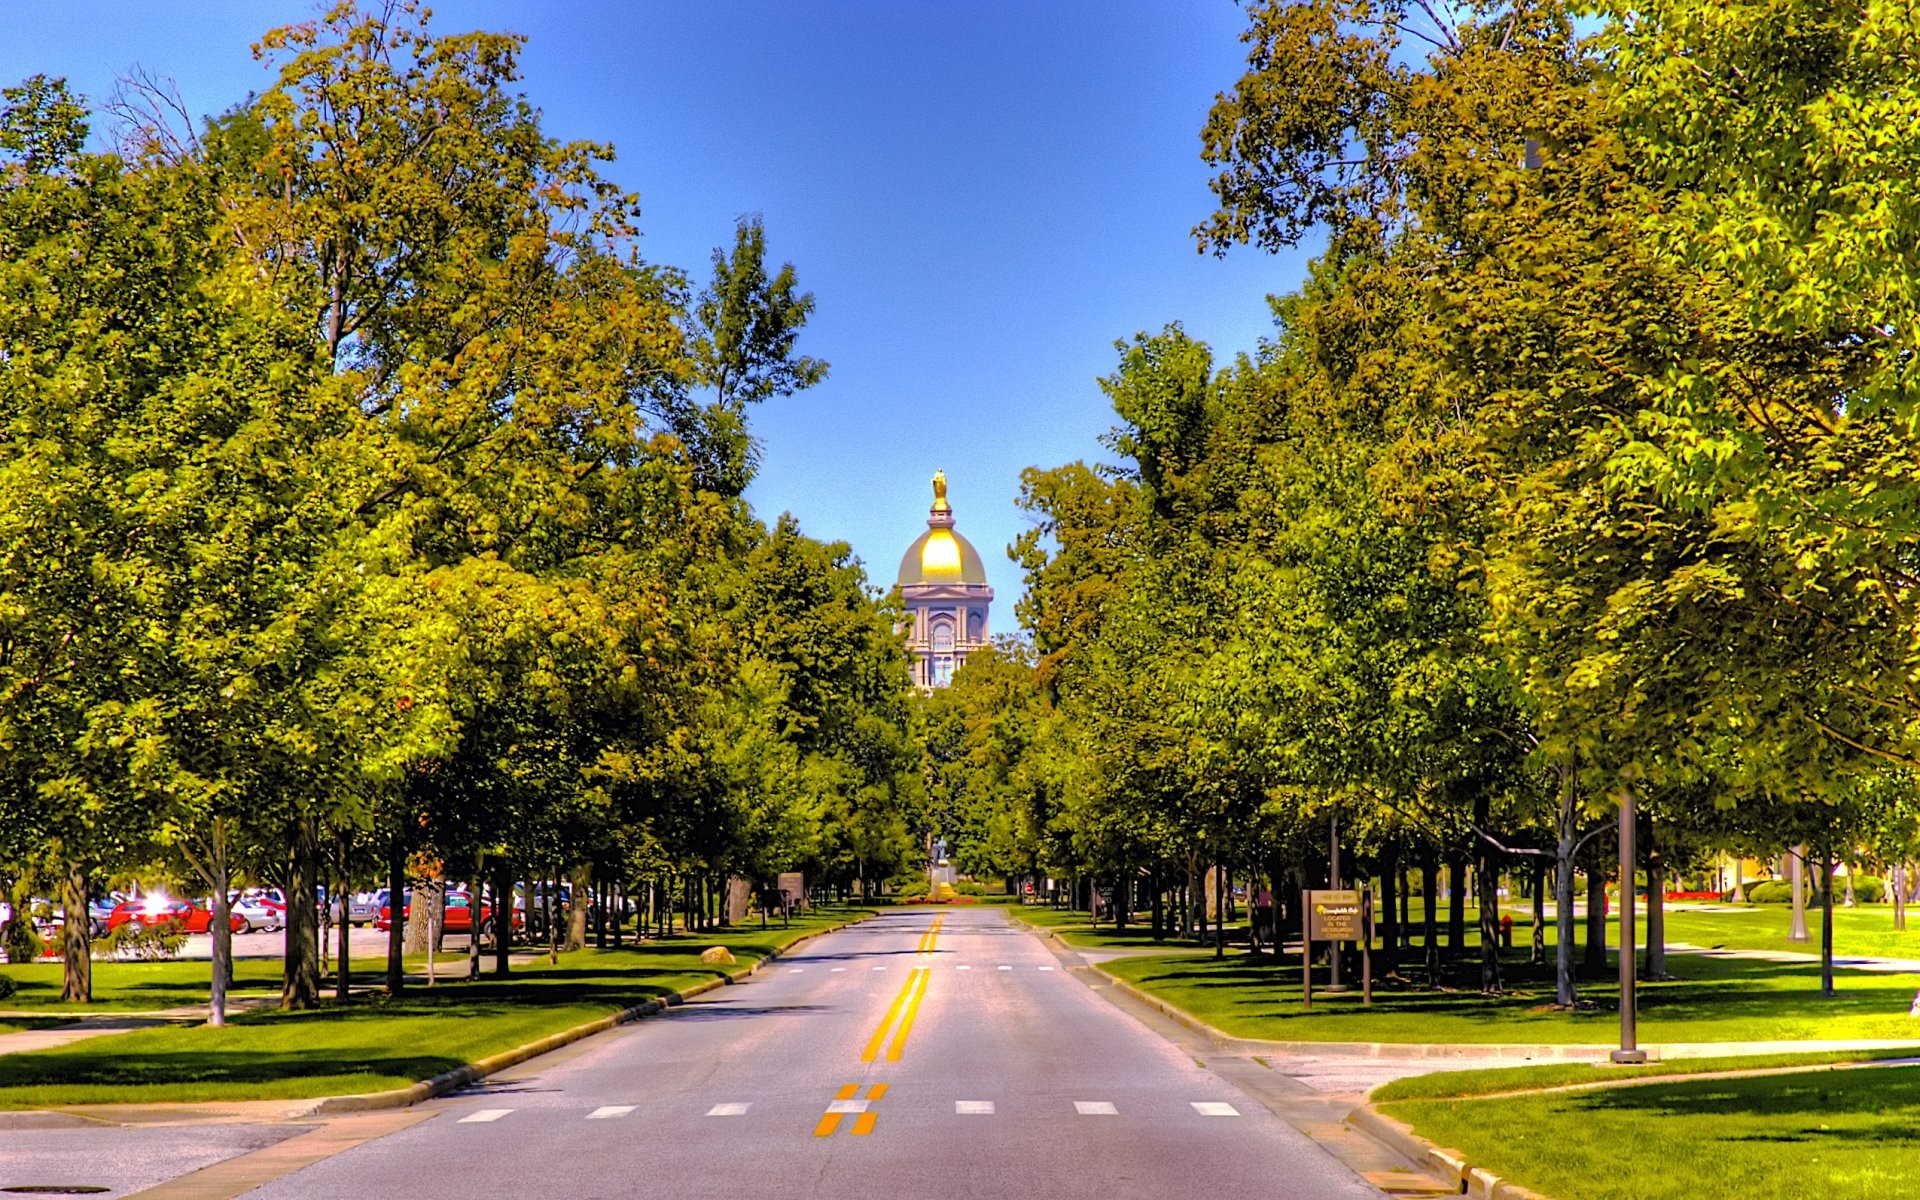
(897, 471), (993, 688)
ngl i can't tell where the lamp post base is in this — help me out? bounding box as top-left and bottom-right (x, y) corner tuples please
(1610, 1049), (1649, 1064)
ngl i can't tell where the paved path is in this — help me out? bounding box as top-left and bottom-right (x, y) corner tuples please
(2, 909), (1414, 1200)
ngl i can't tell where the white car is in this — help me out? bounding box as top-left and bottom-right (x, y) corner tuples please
(228, 891), (284, 933)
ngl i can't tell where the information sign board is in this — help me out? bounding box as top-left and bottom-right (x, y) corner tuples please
(1306, 889), (1361, 942)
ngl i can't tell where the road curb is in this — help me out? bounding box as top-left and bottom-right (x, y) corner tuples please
(1346, 1105), (1553, 1200)
(301, 913), (867, 1117)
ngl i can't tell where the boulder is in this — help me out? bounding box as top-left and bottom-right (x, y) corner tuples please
(699, 946), (735, 965)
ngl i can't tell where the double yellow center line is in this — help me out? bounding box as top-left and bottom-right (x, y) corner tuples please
(813, 916), (944, 1139)
(915, 915), (944, 955)
(860, 967), (929, 1062)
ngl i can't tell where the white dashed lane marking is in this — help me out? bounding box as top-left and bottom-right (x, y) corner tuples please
(872, 966), (887, 971)
(1038, 966), (1055, 971)
(707, 1103), (751, 1116)
(955, 964), (972, 970)
(587, 1106), (635, 1120)
(1075, 1101), (1118, 1115)
(459, 1109), (513, 1123)
(997, 964), (1012, 971)
(956, 1100), (995, 1114)
(1192, 1102), (1240, 1117)
(787, 967), (804, 973)
(830, 967), (846, 972)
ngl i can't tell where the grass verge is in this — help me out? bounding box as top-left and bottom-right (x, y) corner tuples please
(1373, 1047), (1920, 1102)
(1381, 1063), (1920, 1200)
(0, 906), (870, 1109)
(1097, 949), (1920, 1044)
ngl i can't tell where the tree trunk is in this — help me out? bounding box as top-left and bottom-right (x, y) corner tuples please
(1398, 859), (1411, 941)
(282, 817), (321, 1010)
(60, 862), (91, 1004)
(1446, 851), (1467, 955)
(1895, 863), (1907, 932)
(335, 841), (352, 1002)
(1379, 843), (1400, 975)
(547, 870), (559, 965)
(565, 863), (590, 952)
(493, 861), (512, 977)
(1645, 824), (1668, 980)
(1151, 866), (1164, 941)
(1213, 861), (1226, 958)
(1421, 847), (1440, 982)
(1529, 862), (1547, 966)
(1820, 849), (1836, 998)
(403, 877), (440, 954)
(1584, 854), (1608, 976)
(467, 854), (485, 983)
(1474, 821), (1505, 990)
(208, 823), (231, 1026)
(1789, 844), (1811, 942)
(386, 840), (406, 994)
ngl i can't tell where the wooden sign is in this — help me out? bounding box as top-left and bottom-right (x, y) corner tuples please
(1302, 888), (1374, 1010)
(1306, 890), (1362, 942)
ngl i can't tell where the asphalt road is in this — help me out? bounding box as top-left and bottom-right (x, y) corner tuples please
(10, 907), (1392, 1199)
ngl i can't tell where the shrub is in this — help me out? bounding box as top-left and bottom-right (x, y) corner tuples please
(0, 972), (15, 1000)
(97, 922), (185, 961)
(1748, 880), (1795, 904)
(1848, 875), (1886, 903)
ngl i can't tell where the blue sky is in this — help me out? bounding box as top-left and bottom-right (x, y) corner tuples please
(0, 2), (1315, 618)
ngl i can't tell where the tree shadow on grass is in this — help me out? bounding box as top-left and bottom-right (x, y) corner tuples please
(0, 1046), (465, 1088)
(1564, 1065), (1920, 1122)
(1121, 951), (1917, 1031)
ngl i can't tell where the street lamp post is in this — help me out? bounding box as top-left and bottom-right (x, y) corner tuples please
(1612, 788), (1646, 1064)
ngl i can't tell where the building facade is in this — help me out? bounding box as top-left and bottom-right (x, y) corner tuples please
(897, 471), (993, 689)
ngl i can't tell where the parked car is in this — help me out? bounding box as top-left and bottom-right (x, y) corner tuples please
(227, 891), (283, 933)
(105, 897), (245, 935)
(348, 891), (382, 926)
(375, 890), (519, 936)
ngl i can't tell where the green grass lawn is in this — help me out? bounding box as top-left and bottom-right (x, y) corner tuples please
(1649, 905), (1920, 961)
(0, 959), (290, 1013)
(1373, 1048), (1920, 1102)
(1383, 1063), (1920, 1200)
(1099, 949), (1920, 1044)
(0, 906), (871, 1109)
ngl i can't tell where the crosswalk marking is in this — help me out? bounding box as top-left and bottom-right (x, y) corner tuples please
(956, 1100), (995, 1114)
(1074, 1101), (1118, 1115)
(587, 1106), (635, 1120)
(707, 1103), (751, 1116)
(1192, 1101), (1240, 1117)
(826, 1098), (870, 1114)
(458, 1108), (512, 1123)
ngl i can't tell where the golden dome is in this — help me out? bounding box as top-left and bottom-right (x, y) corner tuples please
(898, 471), (989, 587)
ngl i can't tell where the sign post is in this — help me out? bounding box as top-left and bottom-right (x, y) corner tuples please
(1302, 888), (1370, 1008)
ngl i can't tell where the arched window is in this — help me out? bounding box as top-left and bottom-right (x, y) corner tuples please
(931, 619), (955, 653)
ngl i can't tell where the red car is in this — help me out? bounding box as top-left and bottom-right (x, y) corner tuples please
(374, 890), (517, 936)
(105, 898), (246, 935)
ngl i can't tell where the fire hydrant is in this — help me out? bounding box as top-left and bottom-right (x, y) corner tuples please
(1499, 913), (1514, 949)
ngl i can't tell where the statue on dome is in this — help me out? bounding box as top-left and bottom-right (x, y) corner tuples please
(931, 469), (949, 511)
